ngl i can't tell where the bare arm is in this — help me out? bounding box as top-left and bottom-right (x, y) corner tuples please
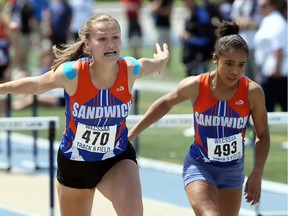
(128, 76), (198, 141)
(0, 65), (67, 95)
(244, 81), (270, 205)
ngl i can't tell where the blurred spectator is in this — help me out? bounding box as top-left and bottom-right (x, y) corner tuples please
(31, 0), (49, 42)
(230, 0), (262, 81)
(150, 0), (173, 77)
(254, 0), (287, 112)
(42, 0), (72, 48)
(19, 0), (36, 71)
(218, 0), (233, 21)
(31, 0), (49, 24)
(180, 0), (216, 76)
(202, 0), (222, 25)
(150, 0), (173, 46)
(122, 0), (143, 59)
(69, 0), (94, 41)
(9, 0), (21, 25)
(9, 0), (36, 72)
(0, 6), (20, 116)
(280, 0), (287, 19)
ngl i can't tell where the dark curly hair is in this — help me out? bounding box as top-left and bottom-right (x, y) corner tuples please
(214, 20), (249, 58)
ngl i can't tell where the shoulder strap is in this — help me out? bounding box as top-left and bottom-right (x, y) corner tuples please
(119, 56), (140, 75)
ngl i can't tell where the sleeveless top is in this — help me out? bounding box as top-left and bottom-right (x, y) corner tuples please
(60, 58), (132, 162)
(190, 73), (251, 167)
(0, 24), (10, 66)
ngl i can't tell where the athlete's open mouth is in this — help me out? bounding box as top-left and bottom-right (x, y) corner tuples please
(104, 51), (117, 57)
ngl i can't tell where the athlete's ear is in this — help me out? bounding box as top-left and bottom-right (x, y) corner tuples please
(84, 40), (90, 51)
(85, 43), (90, 52)
(84, 44), (92, 56)
(212, 53), (218, 64)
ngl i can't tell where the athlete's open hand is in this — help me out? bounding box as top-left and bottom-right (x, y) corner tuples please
(244, 171), (262, 205)
(136, 43), (169, 77)
(153, 43), (169, 74)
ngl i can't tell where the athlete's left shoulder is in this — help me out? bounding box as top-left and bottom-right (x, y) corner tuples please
(119, 56), (140, 76)
(247, 79), (263, 92)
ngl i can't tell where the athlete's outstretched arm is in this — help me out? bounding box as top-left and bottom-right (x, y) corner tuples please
(128, 77), (198, 141)
(0, 65), (66, 95)
(244, 81), (270, 205)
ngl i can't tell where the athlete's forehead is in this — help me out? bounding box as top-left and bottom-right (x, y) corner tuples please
(219, 48), (247, 62)
(90, 21), (121, 37)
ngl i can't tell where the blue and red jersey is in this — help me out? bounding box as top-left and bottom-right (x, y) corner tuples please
(60, 58), (132, 162)
(190, 73), (251, 167)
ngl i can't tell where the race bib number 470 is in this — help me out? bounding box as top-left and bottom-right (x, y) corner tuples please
(207, 133), (243, 162)
(73, 122), (116, 153)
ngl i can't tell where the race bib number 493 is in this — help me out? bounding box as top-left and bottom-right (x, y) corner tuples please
(207, 133), (243, 162)
(73, 122), (116, 153)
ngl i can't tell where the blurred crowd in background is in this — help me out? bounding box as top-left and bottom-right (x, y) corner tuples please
(0, 0), (287, 115)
